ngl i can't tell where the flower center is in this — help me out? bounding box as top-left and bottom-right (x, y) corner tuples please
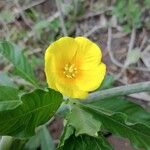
(63, 63), (77, 79)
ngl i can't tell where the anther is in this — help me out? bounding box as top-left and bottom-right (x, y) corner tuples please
(74, 68), (77, 71)
(63, 63), (78, 79)
(72, 73), (75, 77)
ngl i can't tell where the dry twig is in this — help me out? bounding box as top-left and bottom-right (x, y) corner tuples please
(84, 25), (104, 37)
(77, 7), (112, 21)
(14, 0), (32, 28)
(115, 28), (136, 81)
(107, 27), (150, 79)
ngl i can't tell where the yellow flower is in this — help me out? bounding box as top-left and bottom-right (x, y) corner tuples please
(45, 37), (106, 99)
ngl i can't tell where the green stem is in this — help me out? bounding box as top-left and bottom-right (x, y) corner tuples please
(86, 81), (150, 103)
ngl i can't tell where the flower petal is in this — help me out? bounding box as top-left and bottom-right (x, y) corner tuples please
(75, 37), (102, 70)
(76, 63), (106, 91)
(45, 37), (78, 90)
(56, 80), (88, 99)
(46, 37), (77, 66)
(45, 52), (58, 90)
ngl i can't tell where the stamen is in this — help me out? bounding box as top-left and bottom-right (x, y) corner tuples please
(63, 63), (78, 79)
(74, 68), (77, 71)
(64, 66), (68, 71)
(72, 73), (75, 77)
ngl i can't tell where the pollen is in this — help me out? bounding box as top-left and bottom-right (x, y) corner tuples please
(63, 63), (78, 79)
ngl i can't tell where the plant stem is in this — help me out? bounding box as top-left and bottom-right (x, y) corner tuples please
(86, 81), (150, 103)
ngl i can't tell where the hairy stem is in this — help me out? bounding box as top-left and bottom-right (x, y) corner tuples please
(86, 81), (150, 103)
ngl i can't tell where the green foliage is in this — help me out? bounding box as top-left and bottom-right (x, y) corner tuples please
(0, 86), (18, 101)
(38, 126), (55, 150)
(79, 97), (150, 149)
(0, 72), (16, 88)
(0, 86), (22, 111)
(58, 125), (74, 148)
(113, 0), (141, 32)
(0, 89), (63, 138)
(25, 126), (55, 150)
(0, 63), (150, 149)
(0, 41), (38, 87)
(59, 132), (112, 150)
(57, 95), (150, 149)
(67, 105), (101, 137)
(24, 134), (40, 150)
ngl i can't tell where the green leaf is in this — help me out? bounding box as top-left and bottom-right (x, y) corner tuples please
(0, 41), (38, 87)
(24, 135), (40, 150)
(0, 86), (21, 111)
(0, 100), (22, 112)
(67, 105), (101, 137)
(0, 72), (16, 88)
(27, 125), (55, 150)
(58, 124), (74, 148)
(0, 89), (63, 138)
(80, 97), (150, 150)
(59, 133), (112, 150)
(0, 86), (18, 100)
(113, 0), (141, 29)
(38, 126), (55, 150)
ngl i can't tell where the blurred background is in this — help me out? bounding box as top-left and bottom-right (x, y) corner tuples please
(0, 0), (150, 149)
